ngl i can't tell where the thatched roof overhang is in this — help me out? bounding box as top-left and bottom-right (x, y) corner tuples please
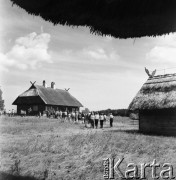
(10, 0), (176, 38)
(129, 74), (176, 111)
(13, 96), (45, 105)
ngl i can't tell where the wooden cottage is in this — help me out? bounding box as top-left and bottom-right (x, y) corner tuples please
(129, 73), (176, 136)
(13, 81), (83, 115)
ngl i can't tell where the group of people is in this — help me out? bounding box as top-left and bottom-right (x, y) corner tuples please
(88, 112), (114, 129)
(0, 109), (15, 117)
(1, 108), (114, 129)
(44, 110), (114, 129)
(44, 110), (86, 122)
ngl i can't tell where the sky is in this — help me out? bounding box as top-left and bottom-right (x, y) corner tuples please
(1, 0), (176, 111)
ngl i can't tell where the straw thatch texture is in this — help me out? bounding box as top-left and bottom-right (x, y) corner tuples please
(10, 0), (176, 38)
(129, 74), (176, 111)
(13, 84), (83, 107)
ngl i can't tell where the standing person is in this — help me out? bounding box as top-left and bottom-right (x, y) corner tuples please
(100, 113), (104, 128)
(53, 110), (56, 118)
(59, 110), (62, 119)
(64, 110), (67, 121)
(4, 109), (6, 115)
(61, 110), (65, 121)
(95, 112), (99, 129)
(82, 113), (85, 124)
(71, 111), (75, 122)
(68, 112), (71, 122)
(48, 110), (51, 118)
(104, 114), (107, 124)
(24, 110), (26, 117)
(46, 110), (48, 118)
(28, 108), (31, 116)
(57, 110), (59, 118)
(39, 111), (41, 118)
(78, 112), (82, 123)
(87, 112), (91, 126)
(90, 112), (95, 128)
(75, 111), (79, 122)
(55, 110), (58, 119)
(84, 113), (89, 127)
(109, 113), (114, 127)
(12, 109), (15, 116)
(8, 110), (11, 117)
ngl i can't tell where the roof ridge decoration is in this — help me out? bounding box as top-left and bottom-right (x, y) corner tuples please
(129, 72), (176, 111)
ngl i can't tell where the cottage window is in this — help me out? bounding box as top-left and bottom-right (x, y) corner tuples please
(33, 105), (38, 111)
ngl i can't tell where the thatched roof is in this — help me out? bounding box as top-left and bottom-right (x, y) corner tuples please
(10, 0), (176, 38)
(129, 73), (176, 111)
(13, 84), (83, 107)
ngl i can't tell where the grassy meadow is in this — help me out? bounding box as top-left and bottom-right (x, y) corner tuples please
(0, 116), (176, 180)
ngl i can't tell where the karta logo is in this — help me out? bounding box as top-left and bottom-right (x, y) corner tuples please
(103, 158), (175, 179)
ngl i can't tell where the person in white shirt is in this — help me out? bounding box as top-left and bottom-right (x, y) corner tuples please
(94, 112), (99, 129)
(59, 111), (62, 119)
(100, 114), (104, 128)
(71, 111), (75, 122)
(109, 113), (114, 127)
(8, 110), (11, 117)
(104, 114), (107, 124)
(68, 112), (71, 122)
(64, 111), (68, 121)
(90, 112), (95, 128)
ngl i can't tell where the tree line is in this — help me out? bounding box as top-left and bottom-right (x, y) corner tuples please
(98, 109), (130, 117)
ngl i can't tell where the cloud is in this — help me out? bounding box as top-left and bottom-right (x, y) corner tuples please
(81, 46), (120, 62)
(146, 34), (176, 68)
(0, 32), (52, 71)
(49, 45), (144, 75)
(147, 46), (176, 65)
(54, 46), (120, 64)
(82, 47), (107, 60)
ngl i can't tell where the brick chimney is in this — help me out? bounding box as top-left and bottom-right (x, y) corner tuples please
(43, 80), (47, 88)
(51, 82), (56, 89)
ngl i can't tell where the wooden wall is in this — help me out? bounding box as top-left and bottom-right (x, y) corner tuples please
(17, 105), (80, 115)
(17, 105), (45, 115)
(139, 109), (176, 136)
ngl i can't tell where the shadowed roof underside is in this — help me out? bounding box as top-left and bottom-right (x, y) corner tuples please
(129, 73), (176, 111)
(10, 0), (176, 39)
(13, 85), (83, 107)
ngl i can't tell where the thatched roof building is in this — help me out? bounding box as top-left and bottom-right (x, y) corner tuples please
(10, 0), (176, 38)
(129, 73), (176, 136)
(13, 81), (83, 115)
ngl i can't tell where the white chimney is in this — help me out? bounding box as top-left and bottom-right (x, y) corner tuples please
(43, 80), (47, 88)
(51, 82), (56, 89)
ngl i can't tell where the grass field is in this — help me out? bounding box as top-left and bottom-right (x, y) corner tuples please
(0, 116), (176, 180)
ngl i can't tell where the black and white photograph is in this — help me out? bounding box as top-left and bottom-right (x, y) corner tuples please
(1, 0), (176, 179)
